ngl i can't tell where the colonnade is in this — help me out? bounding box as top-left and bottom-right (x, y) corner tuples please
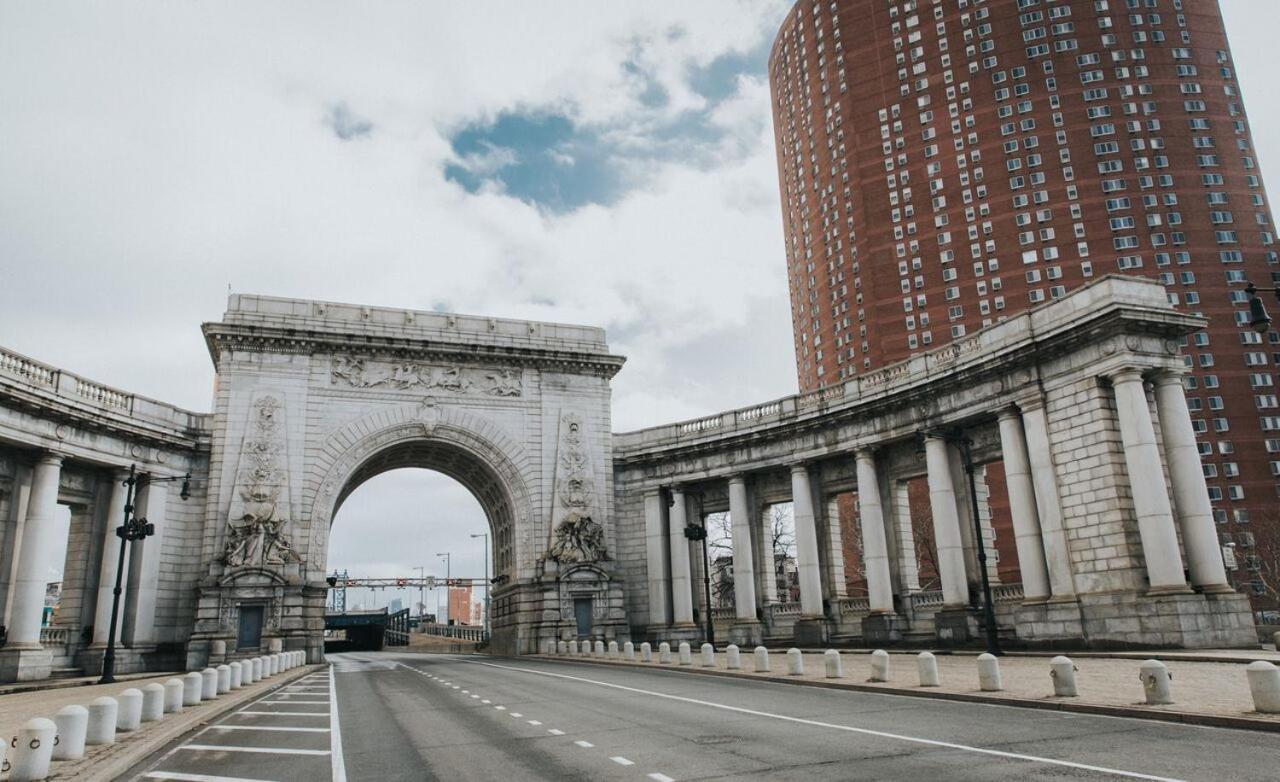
(0, 452), (174, 681)
(641, 368), (1232, 644)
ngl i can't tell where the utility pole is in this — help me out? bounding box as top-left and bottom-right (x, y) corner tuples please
(471, 533), (490, 637)
(436, 552), (451, 624)
(413, 565), (426, 621)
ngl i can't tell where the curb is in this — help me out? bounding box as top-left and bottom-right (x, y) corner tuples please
(529, 656), (1280, 734)
(51, 664), (323, 781)
(0, 672), (174, 697)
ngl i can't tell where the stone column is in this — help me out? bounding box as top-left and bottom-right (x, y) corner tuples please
(789, 465), (824, 618)
(91, 470), (130, 646)
(756, 504), (779, 605)
(997, 410), (1051, 602)
(923, 436), (969, 608)
(854, 451), (895, 615)
(643, 490), (671, 627)
(1020, 400), (1076, 600)
(1111, 370), (1189, 593)
(0, 453), (62, 681)
(123, 479), (168, 646)
(727, 476), (758, 622)
(1152, 373), (1232, 593)
(667, 486), (696, 628)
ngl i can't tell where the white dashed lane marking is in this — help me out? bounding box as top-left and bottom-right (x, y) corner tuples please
(611, 756), (635, 767)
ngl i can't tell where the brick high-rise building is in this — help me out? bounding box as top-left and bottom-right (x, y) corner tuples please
(770, 0), (1278, 606)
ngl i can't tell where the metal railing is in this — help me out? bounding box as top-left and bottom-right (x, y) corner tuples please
(419, 623), (488, 642)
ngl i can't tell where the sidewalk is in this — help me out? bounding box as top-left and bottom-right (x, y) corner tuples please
(540, 648), (1280, 731)
(0, 663), (317, 780)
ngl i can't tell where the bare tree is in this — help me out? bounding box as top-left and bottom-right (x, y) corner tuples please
(705, 511), (735, 607)
(908, 477), (941, 592)
(1239, 510), (1280, 614)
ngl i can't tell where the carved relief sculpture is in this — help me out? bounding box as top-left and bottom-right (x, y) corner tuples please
(221, 394), (302, 568)
(547, 413), (609, 564)
(330, 356), (521, 397)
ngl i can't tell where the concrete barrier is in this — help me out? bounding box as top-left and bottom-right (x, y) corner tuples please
(8, 717), (56, 782)
(216, 664), (231, 694)
(824, 649), (843, 679)
(85, 697), (117, 746)
(164, 678), (185, 713)
(641, 642), (653, 663)
(977, 653), (1002, 691)
(1246, 660), (1280, 713)
(725, 644), (741, 670)
(678, 642), (692, 666)
(113, 689), (141, 732)
(141, 682), (166, 722)
(753, 646), (770, 673)
(658, 642), (672, 664)
(183, 672), (204, 705)
(201, 668), (218, 700)
(1050, 656), (1078, 697)
(51, 704), (88, 761)
(700, 643), (715, 668)
(917, 652), (940, 687)
(786, 648), (804, 676)
(869, 649), (889, 682)
(1139, 659), (1173, 705)
(624, 641), (635, 661)
(229, 661), (243, 689)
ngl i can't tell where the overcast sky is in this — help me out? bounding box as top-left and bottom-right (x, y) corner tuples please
(6, 2), (1277, 608)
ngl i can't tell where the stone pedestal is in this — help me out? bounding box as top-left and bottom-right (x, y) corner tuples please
(728, 621), (764, 648)
(793, 617), (830, 646)
(0, 647), (52, 682)
(661, 623), (703, 645)
(933, 608), (980, 646)
(861, 613), (904, 644)
(1075, 590), (1257, 649)
(77, 646), (150, 677)
(1012, 599), (1085, 647)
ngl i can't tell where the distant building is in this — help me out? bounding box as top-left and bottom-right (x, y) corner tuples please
(448, 586), (472, 625)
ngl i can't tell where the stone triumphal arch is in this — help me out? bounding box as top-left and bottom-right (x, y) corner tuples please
(0, 278), (1262, 682)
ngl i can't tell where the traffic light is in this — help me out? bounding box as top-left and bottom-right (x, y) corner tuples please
(683, 524), (707, 541)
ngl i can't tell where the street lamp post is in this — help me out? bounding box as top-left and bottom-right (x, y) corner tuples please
(470, 533), (490, 637)
(436, 552), (450, 625)
(413, 565), (426, 621)
(683, 521), (715, 646)
(100, 465), (190, 684)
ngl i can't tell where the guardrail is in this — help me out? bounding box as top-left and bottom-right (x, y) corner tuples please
(419, 623), (488, 642)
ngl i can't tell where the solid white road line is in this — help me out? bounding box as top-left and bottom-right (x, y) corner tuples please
(144, 773), (281, 782)
(209, 725), (330, 733)
(259, 699), (329, 705)
(611, 757), (635, 766)
(235, 711), (329, 717)
(178, 745), (330, 756)
(469, 661), (1187, 782)
(330, 664), (348, 782)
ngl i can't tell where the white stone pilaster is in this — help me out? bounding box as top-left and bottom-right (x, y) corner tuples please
(643, 490), (670, 627)
(7, 454), (63, 646)
(1111, 370), (1189, 593)
(789, 464), (824, 618)
(854, 451), (894, 615)
(924, 436), (969, 608)
(91, 470), (130, 646)
(1021, 401), (1077, 600)
(124, 480), (168, 646)
(997, 410), (1051, 602)
(728, 476), (758, 622)
(1152, 373), (1232, 593)
(667, 486), (695, 627)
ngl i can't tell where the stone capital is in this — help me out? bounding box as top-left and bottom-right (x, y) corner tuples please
(35, 452), (64, 468)
(727, 473), (747, 487)
(1108, 368), (1146, 386)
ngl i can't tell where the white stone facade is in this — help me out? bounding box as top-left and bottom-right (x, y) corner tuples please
(0, 277), (1260, 682)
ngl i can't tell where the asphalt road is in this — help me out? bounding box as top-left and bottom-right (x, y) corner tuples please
(132, 651), (1278, 781)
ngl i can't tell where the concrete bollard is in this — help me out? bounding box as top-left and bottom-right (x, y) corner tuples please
(1274, 631), (1280, 650)
(659, 642), (672, 664)
(557, 640), (568, 655)
(869, 649), (890, 682)
(700, 643), (715, 668)
(1246, 660), (1280, 713)
(641, 642), (653, 663)
(216, 664), (232, 694)
(594, 640), (605, 657)
(183, 672), (204, 705)
(86, 697), (118, 746)
(1050, 655), (1078, 697)
(8, 717), (56, 782)
(608, 641), (619, 658)
(678, 642), (693, 665)
(977, 653), (1002, 692)
(581, 641), (592, 657)
(1139, 660), (1173, 705)
(251, 658), (262, 682)
(164, 678), (185, 713)
(272, 654), (281, 675)
(141, 682), (166, 722)
(624, 641), (635, 661)
(52, 705), (88, 761)
(201, 668), (218, 700)
(116, 688), (143, 732)
(786, 648), (804, 676)
(229, 661), (243, 689)
(726, 644), (741, 670)
(824, 649), (843, 679)
(917, 652), (940, 687)
(753, 646), (770, 672)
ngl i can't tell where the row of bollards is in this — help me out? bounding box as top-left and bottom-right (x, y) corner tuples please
(0, 651), (306, 782)
(546, 641), (1280, 716)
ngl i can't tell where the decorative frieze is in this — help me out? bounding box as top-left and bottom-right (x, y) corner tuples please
(330, 356), (522, 397)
